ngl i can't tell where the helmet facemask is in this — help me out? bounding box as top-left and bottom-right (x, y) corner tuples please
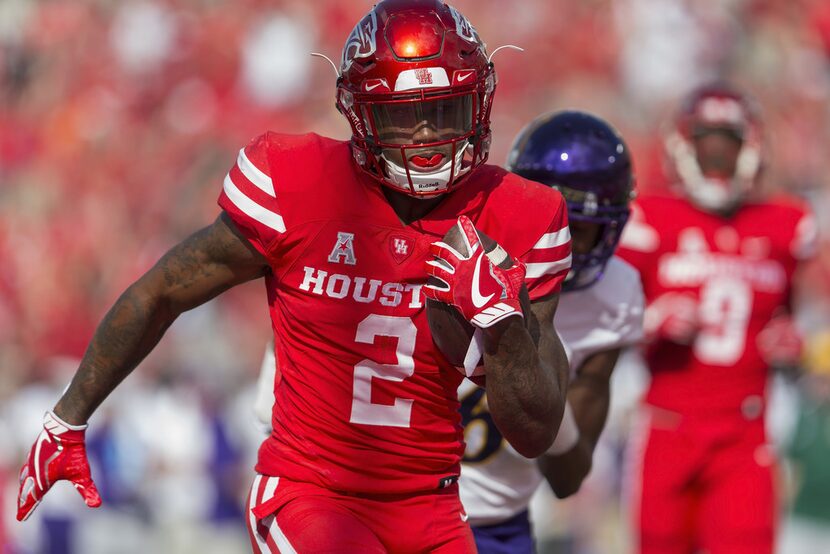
(338, 68), (495, 197)
(373, 91), (474, 194)
(668, 87), (762, 214)
(560, 188), (631, 291)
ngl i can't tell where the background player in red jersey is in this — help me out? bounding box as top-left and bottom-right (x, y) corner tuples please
(15, 1), (573, 553)
(617, 83), (818, 554)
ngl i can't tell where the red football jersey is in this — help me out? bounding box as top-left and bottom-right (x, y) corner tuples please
(618, 192), (816, 415)
(218, 132), (571, 494)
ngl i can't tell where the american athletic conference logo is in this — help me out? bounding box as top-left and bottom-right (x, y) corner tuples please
(341, 10), (378, 72)
(328, 232), (357, 265)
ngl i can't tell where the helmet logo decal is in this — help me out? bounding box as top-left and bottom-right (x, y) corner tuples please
(341, 10), (378, 72)
(394, 67), (449, 91)
(453, 69), (476, 85)
(414, 68), (433, 86)
(448, 5), (481, 45)
(363, 79), (390, 93)
(698, 97), (745, 126)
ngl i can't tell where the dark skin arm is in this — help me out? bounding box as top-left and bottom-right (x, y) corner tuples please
(537, 347), (621, 498)
(481, 294), (569, 459)
(381, 185), (569, 457)
(54, 213), (269, 424)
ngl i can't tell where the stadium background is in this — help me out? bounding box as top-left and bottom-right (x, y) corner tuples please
(2, 0), (830, 552)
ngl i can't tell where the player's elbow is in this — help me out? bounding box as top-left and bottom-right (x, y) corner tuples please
(510, 426), (556, 459)
(539, 443), (592, 499)
(551, 477), (583, 499)
(125, 276), (177, 322)
(550, 461), (591, 499)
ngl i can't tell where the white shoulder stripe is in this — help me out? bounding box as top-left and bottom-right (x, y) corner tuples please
(269, 516), (298, 554)
(224, 174), (286, 233)
(526, 254), (572, 279)
(237, 148), (275, 197)
(262, 476), (279, 502)
(248, 476), (268, 553)
(533, 227), (571, 250)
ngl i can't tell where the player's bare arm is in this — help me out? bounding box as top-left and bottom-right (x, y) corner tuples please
(424, 216), (569, 459)
(537, 347), (620, 498)
(482, 293), (568, 459)
(54, 212), (268, 424)
(18, 212), (268, 520)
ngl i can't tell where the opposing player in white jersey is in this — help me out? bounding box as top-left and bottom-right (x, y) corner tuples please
(459, 111), (645, 553)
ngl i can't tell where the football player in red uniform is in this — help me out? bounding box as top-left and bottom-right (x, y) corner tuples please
(618, 83), (817, 554)
(15, 2), (573, 553)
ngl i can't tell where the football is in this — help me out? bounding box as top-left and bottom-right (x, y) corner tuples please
(426, 224), (531, 381)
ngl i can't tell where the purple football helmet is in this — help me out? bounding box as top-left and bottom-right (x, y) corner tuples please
(507, 110), (634, 291)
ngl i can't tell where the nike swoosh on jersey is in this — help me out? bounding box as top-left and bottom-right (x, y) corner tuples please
(471, 252), (495, 308)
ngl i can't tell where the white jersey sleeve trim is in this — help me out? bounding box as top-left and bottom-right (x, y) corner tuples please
(526, 254), (572, 279)
(237, 148), (275, 197)
(223, 174), (286, 233)
(532, 227), (571, 250)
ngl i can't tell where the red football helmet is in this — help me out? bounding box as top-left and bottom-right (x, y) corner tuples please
(336, 0), (495, 197)
(665, 83), (763, 213)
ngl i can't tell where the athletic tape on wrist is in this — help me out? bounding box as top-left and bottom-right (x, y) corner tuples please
(46, 410), (88, 432)
(547, 401), (579, 455)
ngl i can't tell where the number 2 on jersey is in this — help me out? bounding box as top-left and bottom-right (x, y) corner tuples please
(350, 314), (417, 428)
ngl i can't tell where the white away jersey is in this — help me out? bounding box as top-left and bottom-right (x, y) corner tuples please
(458, 257), (644, 525)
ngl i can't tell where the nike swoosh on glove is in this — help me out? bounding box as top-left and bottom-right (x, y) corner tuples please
(424, 216), (526, 328)
(17, 411), (102, 521)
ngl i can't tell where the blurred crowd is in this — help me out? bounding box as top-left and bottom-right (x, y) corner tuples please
(2, 0), (830, 553)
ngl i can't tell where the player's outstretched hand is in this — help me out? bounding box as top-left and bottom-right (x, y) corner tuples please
(757, 313), (803, 369)
(644, 292), (699, 345)
(17, 411), (101, 521)
(424, 216), (526, 328)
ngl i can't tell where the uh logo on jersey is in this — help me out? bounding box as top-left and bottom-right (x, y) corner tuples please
(299, 231), (422, 308)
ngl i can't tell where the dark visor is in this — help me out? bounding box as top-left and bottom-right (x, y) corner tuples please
(370, 94), (474, 145)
